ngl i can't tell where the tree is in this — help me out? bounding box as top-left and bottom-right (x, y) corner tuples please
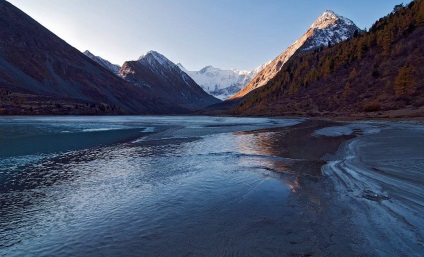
(342, 82), (351, 100)
(349, 68), (358, 80)
(380, 29), (393, 56)
(393, 4), (404, 14)
(418, 1), (424, 24)
(394, 64), (416, 96)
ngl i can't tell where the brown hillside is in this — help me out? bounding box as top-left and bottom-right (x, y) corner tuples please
(232, 0), (424, 118)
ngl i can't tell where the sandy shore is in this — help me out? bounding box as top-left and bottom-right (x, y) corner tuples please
(268, 119), (424, 256)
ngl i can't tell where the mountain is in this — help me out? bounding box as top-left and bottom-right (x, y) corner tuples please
(177, 62), (270, 100)
(120, 51), (221, 110)
(232, 1), (424, 118)
(0, 0), (167, 115)
(230, 10), (359, 100)
(83, 50), (121, 76)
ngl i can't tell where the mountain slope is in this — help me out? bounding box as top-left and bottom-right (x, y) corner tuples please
(120, 51), (221, 110)
(178, 62), (270, 100)
(0, 0), (162, 115)
(83, 50), (121, 76)
(233, 1), (424, 118)
(230, 10), (359, 100)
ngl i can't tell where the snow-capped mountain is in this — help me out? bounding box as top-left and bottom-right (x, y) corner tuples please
(83, 50), (121, 76)
(178, 61), (270, 100)
(230, 10), (359, 100)
(120, 51), (220, 110)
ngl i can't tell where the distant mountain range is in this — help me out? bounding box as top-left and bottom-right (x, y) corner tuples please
(119, 51), (220, 110)
(177, 62), (270, 100)
(85, 50), (220, 111)
(1, 0), (422, 118)
(0, 0), (218, 115)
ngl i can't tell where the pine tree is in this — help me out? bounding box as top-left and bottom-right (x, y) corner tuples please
(342, 82), (351, 100)
(349, 68), (358, 80)
(394, 64), (416, 96)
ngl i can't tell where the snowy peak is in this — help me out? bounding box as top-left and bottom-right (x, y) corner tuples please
(137, 50), (180, 73)
(138, 50), (168, 65)
(310, 10), (356, 29)
(176, 63), (185, 70)
(311, 10), (338, 28)
(230, 10), (359, 100)
(301, 10), (359, 52)
(180, 63), (268, 100)
(119, 50), (220, 110)
(83, 50), (121, 76)
(310, 10), (355, 30)
(83, 50), (94, 57)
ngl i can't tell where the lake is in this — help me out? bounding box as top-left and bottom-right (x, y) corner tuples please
(0, 116), (423, 256)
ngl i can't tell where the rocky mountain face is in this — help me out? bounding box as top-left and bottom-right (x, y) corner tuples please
(230, 10), (359, 100)
(0, 0), (168, 115)
(178, 62), (270, 100)
(120, 51), (220, 110)
(232, 1), (424, 118)
(0, 0), (220, 115)
(83, 50), (121, 76)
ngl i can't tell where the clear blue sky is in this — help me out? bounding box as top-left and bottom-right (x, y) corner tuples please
(8, 0), (411, 71)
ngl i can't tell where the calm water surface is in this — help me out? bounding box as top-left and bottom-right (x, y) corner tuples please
(0, 116), (305, 256)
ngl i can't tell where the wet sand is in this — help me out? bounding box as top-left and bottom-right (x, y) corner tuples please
(322, 123), (424, 256)
(273, 119), (424, 256)
(242, 120), (360, 256)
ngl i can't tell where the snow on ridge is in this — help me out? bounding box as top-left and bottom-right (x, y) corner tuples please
(310, 10), (355, 30)
(138, 50), (170, 66)
(179, 62), (270, 100)
(83, 50), (121, 76)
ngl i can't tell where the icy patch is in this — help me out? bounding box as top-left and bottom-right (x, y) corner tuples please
(141, 127), (155, 133)
(82, 128), (121, 132)
(313, 123), (381, 137)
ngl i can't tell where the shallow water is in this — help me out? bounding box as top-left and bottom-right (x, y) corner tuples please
(0, 116), (305, 256)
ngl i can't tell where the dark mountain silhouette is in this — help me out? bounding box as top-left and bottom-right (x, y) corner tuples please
(0, 1), (219, 115)
(0, 0), (171, 114)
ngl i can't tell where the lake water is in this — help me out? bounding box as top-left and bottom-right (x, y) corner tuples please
(1, 116), (423, 256)
(0, 116), (306, 256)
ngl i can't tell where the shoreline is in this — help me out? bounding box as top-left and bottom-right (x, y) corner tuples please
(238, 119), (363, 255)
(277, 119), (424, 256)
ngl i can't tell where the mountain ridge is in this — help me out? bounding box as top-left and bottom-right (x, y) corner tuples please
(83, 50), (121, 76)
(178, 62), (270, 100)
(120, 50), (221, 111)
(0, 0), (165, 115)
(231, 1), (424, 118)
(229, 10), (359, 100)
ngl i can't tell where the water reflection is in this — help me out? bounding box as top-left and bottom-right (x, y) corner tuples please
(1, 117), (332, 256)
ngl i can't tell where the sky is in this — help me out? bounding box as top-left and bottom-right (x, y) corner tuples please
(8, 0), (411, 71)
